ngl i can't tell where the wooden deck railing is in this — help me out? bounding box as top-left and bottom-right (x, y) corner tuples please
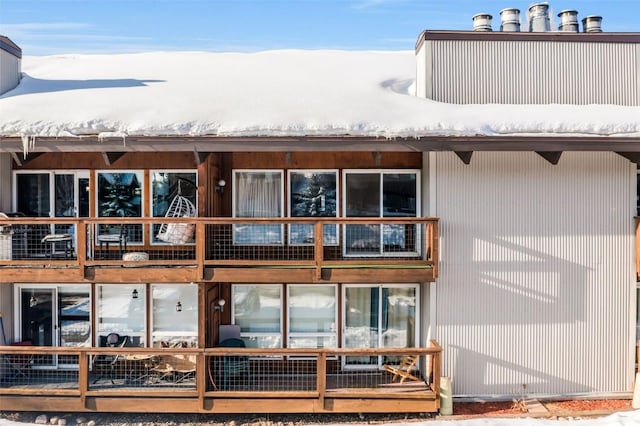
(0, 342), (443, 414)
(0, 217), (439, 283)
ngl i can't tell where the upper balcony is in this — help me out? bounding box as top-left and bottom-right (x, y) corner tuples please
(0, 216), (439, 284)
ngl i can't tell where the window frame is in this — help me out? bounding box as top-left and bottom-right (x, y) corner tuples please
(342, 169), (421, 258)
(231, 284), (283, 348)
(287, 284), (338, 350)
(149, 170), (198, 246)
(95, 283), (147, 347)
(287, 169), (339, 246)
(150, 283), (198, 347)
(95, 170), (145, 245)
(232, 169), (284, 245)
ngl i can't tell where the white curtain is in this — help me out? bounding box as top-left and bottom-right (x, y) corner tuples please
(236, 172), (281, 217)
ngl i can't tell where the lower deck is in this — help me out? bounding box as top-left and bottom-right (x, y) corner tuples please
(0, 345), (442, 414)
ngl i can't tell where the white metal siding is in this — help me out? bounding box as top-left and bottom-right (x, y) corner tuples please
(0, 153), (11, 213)
(422, 40), (639, 105)
(0, 49), (21, 95)
(434, 152), (636, 397)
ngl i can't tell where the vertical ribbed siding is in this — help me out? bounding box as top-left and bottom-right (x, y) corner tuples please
(0, 153), (11, 213)
(435, 152), (635, 397)
(428, 40), (639, 105)
(0, 49), (21, 95)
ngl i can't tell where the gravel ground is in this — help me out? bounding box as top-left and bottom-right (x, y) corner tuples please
(0, 412), (435, 426)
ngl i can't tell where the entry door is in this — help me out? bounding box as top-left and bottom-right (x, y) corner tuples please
(53, 172), (90, 249)
(342, 284), (419, 369)
(16, 285), (91, 368)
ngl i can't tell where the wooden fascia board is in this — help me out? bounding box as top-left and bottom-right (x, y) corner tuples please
(1, 135), (640, 153)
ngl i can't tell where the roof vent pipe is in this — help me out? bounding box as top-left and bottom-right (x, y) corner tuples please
(582, 15), (603, 32)
(557, 9), (579, 32)
(528, 2), (551, 32)
(499, 8), (521, 32)
(472, 13), (493, 31)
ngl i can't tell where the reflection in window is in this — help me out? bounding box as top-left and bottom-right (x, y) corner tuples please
(288, 171), (338, 245)
(16, 173), (50, 217)
(343, 171), (419, 257)
(288, 285), (337, 349)
(97, 172), (143, 244)
(96, 284), (145, 347)
(152, 284), (197, 347)
(233, 285), (282, 348)
(151, 171), (197, 244)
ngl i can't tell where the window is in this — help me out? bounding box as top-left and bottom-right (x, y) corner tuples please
(151, 171), (197, 244)
(288, 285), (337, 348)
(96, 171), (144, 244)
(288, 170), (338, 245)
(96, 284), (146, 347)
(342, 284), (419, 369)
(232, 285), (282, 348)
(233, 170), (283, 244)
(343, 170), (420, 257)
(151, 284), (197, 347)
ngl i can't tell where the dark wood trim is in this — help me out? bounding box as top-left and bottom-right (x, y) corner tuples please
(416, 30), (640, 52)
(3, 135), (640, 154)
(102, 152), (126, 166)
(536, 151), (563, 165)
(454, 151), (473, 164)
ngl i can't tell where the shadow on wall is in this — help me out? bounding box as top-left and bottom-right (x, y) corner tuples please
(0, 74), (165, 98)
(448, 345), (595, 396)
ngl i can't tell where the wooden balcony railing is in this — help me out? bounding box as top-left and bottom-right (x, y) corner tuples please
(0, 217), (439, 283)
(0, 342), (443, 414)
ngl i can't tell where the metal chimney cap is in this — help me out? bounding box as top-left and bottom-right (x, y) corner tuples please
(557, 9), (578, 17)
(472, 12), (493, 19)
(499, 7), (520, 14)
(472, 13), (493, 31)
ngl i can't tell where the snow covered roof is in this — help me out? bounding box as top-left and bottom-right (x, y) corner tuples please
(0, 49), (639, 140)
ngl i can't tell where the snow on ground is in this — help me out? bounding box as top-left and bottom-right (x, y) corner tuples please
(2, 411), (640, 426)
(1, 50), (639, 140)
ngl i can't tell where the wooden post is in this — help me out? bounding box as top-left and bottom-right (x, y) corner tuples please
(78, 349), (89, 409)
(317, 351), (327, 409)
(196, 220), (205, 280)
(314, 221), (324, 281)
(196, 352), (206, 409)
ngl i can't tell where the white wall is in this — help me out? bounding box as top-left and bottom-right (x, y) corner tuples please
(0, 153), (11, 213)
(0, 48), (21, 95)
(433, 151), (636, 397)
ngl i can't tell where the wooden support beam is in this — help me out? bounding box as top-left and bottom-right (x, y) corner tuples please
(536, 151), (562, 165)
(11, 152), (44, 166)
(615, 152), (640, 165)
(194, 151), (210, 166)
(102, 152), (126, 166)
(454, 151), (473, 165)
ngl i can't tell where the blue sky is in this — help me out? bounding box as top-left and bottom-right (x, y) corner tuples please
(1, 0), (638, 56)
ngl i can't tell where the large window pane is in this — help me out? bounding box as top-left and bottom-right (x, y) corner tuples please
(152, 284), (197, 347)
(97, 284), (145, 347)
(289, 171), (338, 245)
(97, 172), (144, 244)
(345, 173), (380, 217)
(288, 285), (337, 349)
(16, 173), (50, 217)
(233, 285), (282, 348)
(233, 171), (283, 244)
(151, 171), (197, 244)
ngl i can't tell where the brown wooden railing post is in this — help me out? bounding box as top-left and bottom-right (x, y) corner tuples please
(197, 351), (206, 409)
(78, 349), (89, 408)
(429, 340), (442, 408)
(317, 351), (327, 409)
(196, 220), (205, 280)
(77, 220), (87, 273)
(314, 221), (324, 281)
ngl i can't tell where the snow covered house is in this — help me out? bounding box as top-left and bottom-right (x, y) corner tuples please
(0, 35), (21, 97)
(0, 5), (639, 415)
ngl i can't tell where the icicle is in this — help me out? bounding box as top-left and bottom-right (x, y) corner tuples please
(21, 135), (36, 159)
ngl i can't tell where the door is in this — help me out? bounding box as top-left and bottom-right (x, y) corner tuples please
(16, 285), (91, 368)
(342, 284), (419, 369)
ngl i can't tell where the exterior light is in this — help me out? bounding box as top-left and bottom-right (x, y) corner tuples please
(176, 301), (183, 312)
(132, 289), (139, 299)
(214, 298), (226, 312)
(216, 179), (226, 193)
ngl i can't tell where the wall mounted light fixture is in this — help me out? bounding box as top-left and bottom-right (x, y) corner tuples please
(214, 298), (226, 312)
(215, 179), (226, 193)
(132, 289), (139, 299)
(176, 301), (183, 312)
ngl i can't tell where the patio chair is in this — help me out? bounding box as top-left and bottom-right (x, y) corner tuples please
(383, 354), (421, 383)
(92, 333), (128, 384)
(151, 354), (196, 384)
(218, 337), (250, 390)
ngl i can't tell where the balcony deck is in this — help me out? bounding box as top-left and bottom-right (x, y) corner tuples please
(0, 344), (442, 414)
(0, 217), (439, 284)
